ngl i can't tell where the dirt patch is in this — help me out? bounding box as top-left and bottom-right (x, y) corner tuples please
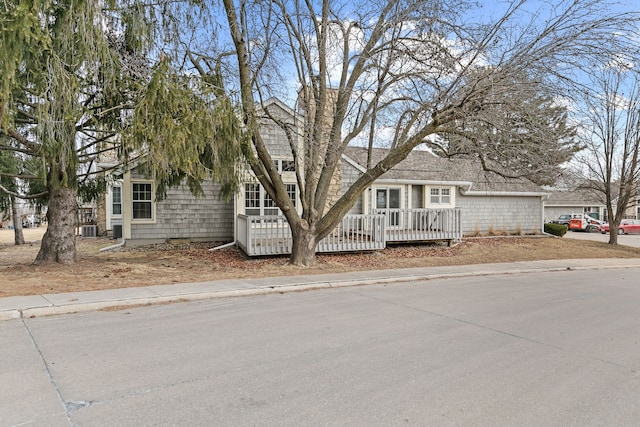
(1, 227), (640, 298)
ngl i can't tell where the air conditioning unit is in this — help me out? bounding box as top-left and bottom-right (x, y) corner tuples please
(112, 224), (123, 239)
(81, 225), (97, 238)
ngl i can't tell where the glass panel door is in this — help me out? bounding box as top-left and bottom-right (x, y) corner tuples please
(388, 189), (400, 226)
(375, 188), (401, 227)
(376, 189), (387, 209)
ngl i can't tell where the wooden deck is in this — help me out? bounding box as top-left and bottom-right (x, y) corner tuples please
(236, 208), (461, 256)
(237, 214), (386, 256)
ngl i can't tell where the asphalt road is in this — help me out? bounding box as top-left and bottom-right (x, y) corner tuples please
(3, 268), (640, 426)
(564, 229), (640, 247)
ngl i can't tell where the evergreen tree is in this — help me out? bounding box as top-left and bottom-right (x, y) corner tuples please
(0, 0), (244, 263)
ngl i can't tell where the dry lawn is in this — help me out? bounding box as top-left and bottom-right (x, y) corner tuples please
(1, 226), (640, 298)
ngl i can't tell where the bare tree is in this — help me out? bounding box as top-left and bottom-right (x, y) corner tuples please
(574, 66), (640, 244)
(214, 0), (637, 266)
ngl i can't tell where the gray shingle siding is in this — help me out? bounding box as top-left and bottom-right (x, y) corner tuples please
(457, 194), (542, 235)
(261, 121), (292, 158)
(260, 102), (296, 159)
(342, 159), (364, 214)
(130, 180), (234, 242)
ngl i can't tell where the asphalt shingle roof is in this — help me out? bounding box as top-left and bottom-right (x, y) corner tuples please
(343, 146), (544, 193)
(545, 189), (606, 205)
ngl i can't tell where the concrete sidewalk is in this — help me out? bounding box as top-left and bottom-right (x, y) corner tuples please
(2, 258), (640, 321)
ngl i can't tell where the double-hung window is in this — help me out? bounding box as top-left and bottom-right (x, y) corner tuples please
(430, 187), (451, 205)
(132, 183), (153, 219)
(245, 183), (261, 216)
(112, 186), (122, 215)
(263, 191), (279, 216)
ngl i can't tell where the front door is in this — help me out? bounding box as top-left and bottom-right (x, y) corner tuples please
(376, 188), (401, 227)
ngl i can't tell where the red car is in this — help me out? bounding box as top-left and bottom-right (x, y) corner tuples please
(599, 219), (640, 234)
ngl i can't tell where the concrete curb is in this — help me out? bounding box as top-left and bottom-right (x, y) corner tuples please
(2, 262), (640, 321)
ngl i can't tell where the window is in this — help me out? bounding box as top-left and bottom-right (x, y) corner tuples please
(281, 160), (296, 172)
(263, 191), (279, 216)
(285, 184), (297, 207)
(132, 182), (153, 219)
(245, 183), (261, 216)
(112, 186), (122, 216)
(430, 188), (451, 205)
(376, 188), (400, 209)
(244, 183), (297, 216)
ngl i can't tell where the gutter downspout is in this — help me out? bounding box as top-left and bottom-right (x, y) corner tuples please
(541, 194), (545, 234)
(99, 239), (125, 252)
(209, 192), (238, 252)
(209, 241), (235, 251)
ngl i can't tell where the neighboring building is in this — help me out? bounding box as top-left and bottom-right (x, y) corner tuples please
(625, 197), (640, 220)
(1, 200), (45, 229)
(101, 97), (549, 252)
(543, 188), (608, 222)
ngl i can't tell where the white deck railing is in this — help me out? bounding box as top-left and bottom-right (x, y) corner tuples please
(373, 208), (462, 243)
(317, 214), (386, 253)
(236, 214), (386, 256)
(237, 208), (461, 256)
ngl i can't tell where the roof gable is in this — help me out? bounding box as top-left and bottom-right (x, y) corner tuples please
(260, 97), (296, 122)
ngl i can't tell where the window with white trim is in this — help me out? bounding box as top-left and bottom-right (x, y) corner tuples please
(132, 182), (153, 219)
(245, 183), (261, 216)
(263, 191), (279, 216)
(112, 186), (122, 215)
(430, 187), (451, 205)
(285, 184), (296, 206)
(244, 183), (297, 216)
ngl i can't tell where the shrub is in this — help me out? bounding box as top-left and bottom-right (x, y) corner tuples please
(544, 223), (568, 237)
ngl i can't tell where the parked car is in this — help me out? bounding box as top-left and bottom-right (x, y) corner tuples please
(550, 214), (571, 226)
(599, 219), (640, 234)
(550, 213), (581, 226)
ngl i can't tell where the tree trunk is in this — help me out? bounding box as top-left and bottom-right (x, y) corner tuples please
(605, 205), (619, 245)
(608, 225), (619, 245)
(34, 187), (77, 264)
(10, 196), (25, 245)
(288, 222), (318, 267)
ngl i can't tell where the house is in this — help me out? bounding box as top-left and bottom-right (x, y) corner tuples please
(98, 97), (549, 253)
(97, 97), (298, 246)
(342, 147), (548, 237)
